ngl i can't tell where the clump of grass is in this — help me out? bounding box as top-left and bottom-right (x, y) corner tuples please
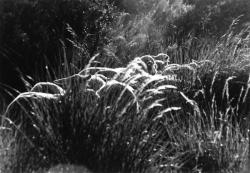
(1, 2), (250, 173)
(2, 22), (250, 171)
(2, 51), (249, 173)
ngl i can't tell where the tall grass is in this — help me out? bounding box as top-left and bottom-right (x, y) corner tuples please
(1, 1), (250, 173)
(1, 24), (250, 172)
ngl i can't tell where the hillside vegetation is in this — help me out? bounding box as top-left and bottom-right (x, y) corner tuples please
(1, 0), (250, 172)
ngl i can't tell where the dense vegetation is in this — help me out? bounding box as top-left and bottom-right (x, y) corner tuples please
(0, 0), (117, 104)
(0, 0), (250, 172)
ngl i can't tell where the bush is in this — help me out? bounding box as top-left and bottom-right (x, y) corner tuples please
(169, 0), (250, 40)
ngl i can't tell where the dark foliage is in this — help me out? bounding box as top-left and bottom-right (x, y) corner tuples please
(165, 0), (250, 45)
(0, 0), (116, 100)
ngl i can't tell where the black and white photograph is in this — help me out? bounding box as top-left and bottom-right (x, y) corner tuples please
(0, 0), (250, 172)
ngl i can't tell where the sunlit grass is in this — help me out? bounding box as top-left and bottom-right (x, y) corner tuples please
(1, 34), (250, 172)
(1, 0), (250, 173)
